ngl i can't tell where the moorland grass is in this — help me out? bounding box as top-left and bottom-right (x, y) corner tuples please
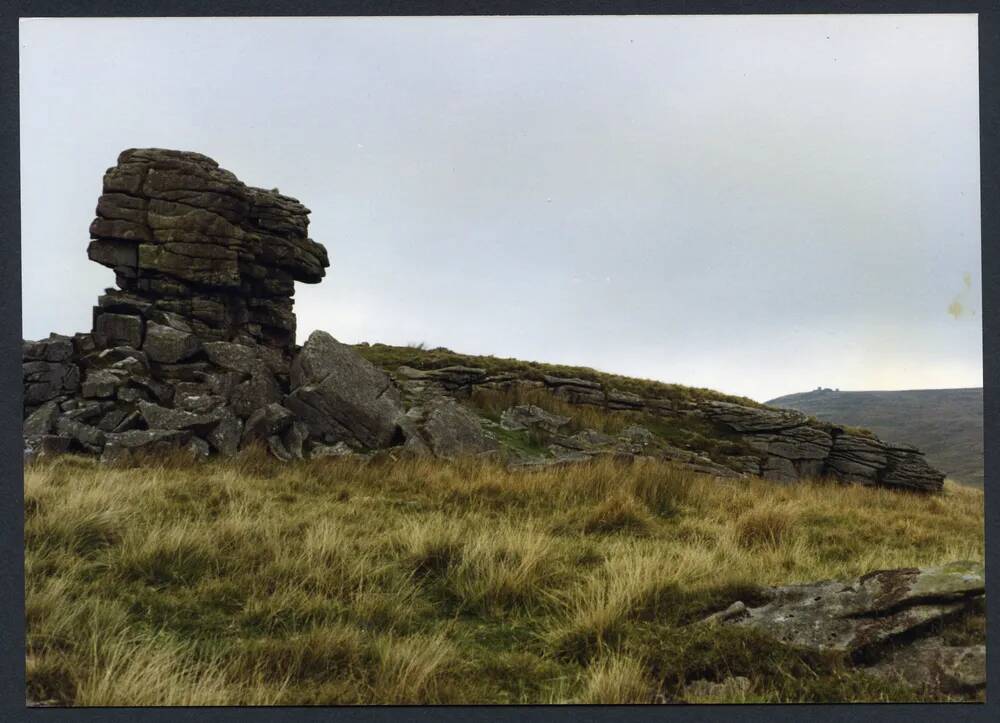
(24, 450), (983, 705)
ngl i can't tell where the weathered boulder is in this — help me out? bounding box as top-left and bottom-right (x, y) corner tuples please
(709, 561), (985, 655)
(138, 400), (223, 435)
(142, 321), (201, 363)
(54, 416), (106, 451)
(23, 334), (80, 405)
(81, 368), (129, 399)
(285, 331), (405, 448)
(242, 403), (295, 445)
(702, 401), (805, 433)
(500, 404), (571, 434)
(93, 313), (143, 349)
(23, 401), (60, 437)
(100, 428), (194, 464)
(415, 398), (499, 458)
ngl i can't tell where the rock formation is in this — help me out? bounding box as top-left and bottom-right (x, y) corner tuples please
(21, 148), (946, 494)
(700, 561), (986, 698)
(88, 148), (328, 351)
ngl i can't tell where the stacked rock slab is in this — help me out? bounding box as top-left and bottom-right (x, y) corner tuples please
(87, 148), (329, 351)
(22, 149), (346, 464)
(700, 401), (944, 492)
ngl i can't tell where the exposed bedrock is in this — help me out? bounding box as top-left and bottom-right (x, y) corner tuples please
(700, 562), (986, 699)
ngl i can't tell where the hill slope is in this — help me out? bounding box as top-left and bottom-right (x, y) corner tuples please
(766, 388), (983, 487)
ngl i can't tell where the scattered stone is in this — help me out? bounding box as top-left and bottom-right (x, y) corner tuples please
(310, 441), (357, 459)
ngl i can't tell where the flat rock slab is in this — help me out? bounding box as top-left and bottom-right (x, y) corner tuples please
(716, 562), (984, 655)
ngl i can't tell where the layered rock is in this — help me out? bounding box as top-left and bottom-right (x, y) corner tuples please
(701, 402), (943, 492)
(23, 150), (337, 463)
(87, 148), (328, 351)
(701, 561), (986, 699)
(384, 363), (944, 491)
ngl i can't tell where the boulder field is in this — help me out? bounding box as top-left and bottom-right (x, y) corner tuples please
(23, 149), (945, 493)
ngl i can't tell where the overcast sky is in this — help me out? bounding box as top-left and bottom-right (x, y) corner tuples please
(19, 15), (981, 402)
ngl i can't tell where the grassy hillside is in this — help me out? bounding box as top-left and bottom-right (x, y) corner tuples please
(767, 388), (983, 487)
(354, 342), (763, 408)
(25, 451), (983, 705)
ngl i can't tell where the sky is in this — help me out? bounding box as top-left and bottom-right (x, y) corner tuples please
(19, 15), (982, 402)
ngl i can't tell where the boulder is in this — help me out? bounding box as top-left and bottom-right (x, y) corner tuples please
(23, 435), (72, 459)
(702, 401), (807, 433)
(137, 400), (222, 434)
(310, 441), (357, 459)
(93, 313), (143, 349)
(285, 331), (405, 448)
(203, 341), (263, 375)
(81, 368), (128, 399)
(499, 404), (571, 434)
(242, 402), (295, 445)
(229, 370), (283, 418)
(142, 321), (202, 363)
(419, 398), (499, 458)
(23, 353), (80, 404)
(102, 429), (193, 460)
(23, 401), (60, 436)
(711, 561), (985, 655)
(207, 407), (243, 457)
(54, 417), (106, 451)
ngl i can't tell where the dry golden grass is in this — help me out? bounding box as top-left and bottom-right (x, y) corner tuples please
(23, 451), (984, 705)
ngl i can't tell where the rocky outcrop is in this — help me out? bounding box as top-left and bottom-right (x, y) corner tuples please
(88, 148), (328, 350)
(385, 362), (944, 491)
(21, 148), (949, 493)
(701, 402), (943, 492)
(702, 561), (986, 700)
(22, 149), (346, 463)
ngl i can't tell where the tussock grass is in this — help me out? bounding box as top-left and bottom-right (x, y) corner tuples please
(576, 653), (654, 704)
(24, 451), (983, 705)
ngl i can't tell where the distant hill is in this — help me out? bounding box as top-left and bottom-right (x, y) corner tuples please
(766, 388), (983, 486)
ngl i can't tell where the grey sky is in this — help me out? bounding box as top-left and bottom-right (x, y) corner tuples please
(19, 15), (982, 402)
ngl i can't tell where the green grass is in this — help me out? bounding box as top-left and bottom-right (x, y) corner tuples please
(24, 449), (983, 705)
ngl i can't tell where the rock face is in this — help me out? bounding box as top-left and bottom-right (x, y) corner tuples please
(285, 331), (405, 449)
(88, 149), (328, 351)
(703, 562), (986, 699)
(702, 402), (943, 492)
(22, 149), (352, 463)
